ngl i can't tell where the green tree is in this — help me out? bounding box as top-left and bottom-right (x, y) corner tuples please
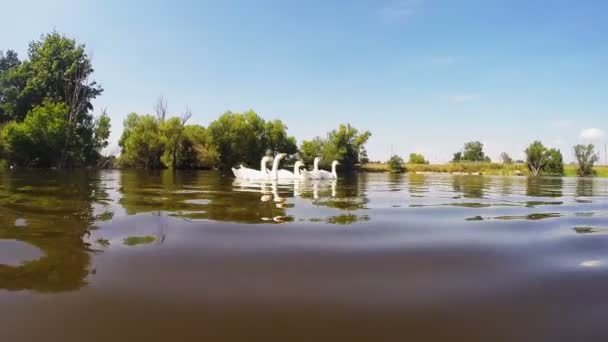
(0, 33), (106, 167)
(0, 50), (23, 122)
(525, 141), (564, 176)
(265, 119), (297, 157)
(574, 144), (598, 176)
(388, 155), (405, 173)
(408, 153), (428, 164)
(461, 141), (487, 162)
(545, 148), (564, 175)
(0, 100), (68, 167)
(118, 113), (163, 169)
(179, 125), (218, 169)
(0, 50), (21, 72)
(299, 137), (325, 166)
(452, 151), (462, 163)
(500, 152), (513, 164)
(300, 124), (371, 170)
(208, 111), (269, 170)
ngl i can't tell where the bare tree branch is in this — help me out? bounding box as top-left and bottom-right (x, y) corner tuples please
(181, 107), (192, 125)
(154, 95), (168, 122)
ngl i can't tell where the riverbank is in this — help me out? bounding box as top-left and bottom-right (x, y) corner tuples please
(361, 162), (608, 177)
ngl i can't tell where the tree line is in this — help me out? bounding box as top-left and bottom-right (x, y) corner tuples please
(1, 32), (372, 171)
(118, 106), (371, 171)
(2, 32), (600, 176)
(388, 140), (602, 177)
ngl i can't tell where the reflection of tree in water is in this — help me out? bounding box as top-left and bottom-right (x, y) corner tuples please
(301, 174), (370, 224)
(0, 170), (104, 292)
(575, 178), (594, 198)
(526, 177), (563, 198)
(407, 174), (428, 195)
(452, 175), (486, 199)
(118, 170), (288, 224)
(387, 172), (404, 192)
(500, 176), (514, 196)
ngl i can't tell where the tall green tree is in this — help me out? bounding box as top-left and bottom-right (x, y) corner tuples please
(574, 144), (598, 176)
(525, 141), (564, 176)
(300, 124), (371, 170)
(208, 111), (268, 169)
(118, 113), (163, 169)
(0, 32), (106, 167)
(408, 153), (428, 164)
(388, 155), (405, 172)
(265, 119), (297, 156)
(458, 141), (490, 162)
(299, 137), (325, 166)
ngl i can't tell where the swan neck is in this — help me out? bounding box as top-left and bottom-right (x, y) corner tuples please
(332, 163), (338, 177)
(260, 158), (268, 175)
(313, 159), (319, 172)
(270, 157), (282, 178)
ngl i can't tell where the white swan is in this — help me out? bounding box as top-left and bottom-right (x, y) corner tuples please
(319, 160), (340, 180)
(268, 153), (286, 180)
(232, 156), (272, 179)
(276, 156), (295, 179)
(311, 158), (339, 180)
(276, 160), (308, 180)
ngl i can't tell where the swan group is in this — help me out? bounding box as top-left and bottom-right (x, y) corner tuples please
(232, 154), (339, 180)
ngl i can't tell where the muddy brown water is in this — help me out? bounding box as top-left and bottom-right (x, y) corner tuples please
(1, 170), (608, 341)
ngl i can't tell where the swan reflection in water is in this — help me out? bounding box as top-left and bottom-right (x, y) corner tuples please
(232, 178), (338, 223)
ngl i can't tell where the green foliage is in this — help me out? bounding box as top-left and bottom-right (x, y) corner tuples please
(388, 155), (405, 172)
(452, 151), (462, 163)
(207, 111), (297, 170)
(180, 125), (218, 169)
(408, 153), (428, 164)
(0, 32), (108, 167)
(457, 141), (490, 162)
(123, 236), (156, 246)
(545, 148), (564, 175)
(299, 124), (371, 170)
(119, 112), (219, 170)
(119, 113), (163, 169)
(525, 140), (564, 176)
(0, 32), (102, 123)
(299, 137), (325, 166)
(160, 117), (185, 168)
(574, 144), (598, 176)
(265, 119), (297, 156)
(0, 100), (68, 167)
(500, 152), (513, 164)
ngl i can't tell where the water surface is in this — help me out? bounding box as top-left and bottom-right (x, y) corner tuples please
(1, 170), (608, 341)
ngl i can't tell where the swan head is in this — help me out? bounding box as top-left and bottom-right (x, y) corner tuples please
(332, 160), (340, 167)
(261, 156), (272, 164)
(314, 157), (321, 164)
(275, 153), (286, 160)
(294, 161), (304, 169)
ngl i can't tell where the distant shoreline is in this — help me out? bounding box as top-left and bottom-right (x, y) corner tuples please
(360, 162), (608, 178)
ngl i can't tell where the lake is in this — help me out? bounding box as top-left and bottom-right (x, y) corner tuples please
(1, 170), (608, 341)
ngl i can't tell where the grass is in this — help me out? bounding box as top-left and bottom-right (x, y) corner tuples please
(361, 162), (608, 177)
(123, 235), (156, 246)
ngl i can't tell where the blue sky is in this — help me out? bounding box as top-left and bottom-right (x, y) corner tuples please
(2, 0), (607, 162)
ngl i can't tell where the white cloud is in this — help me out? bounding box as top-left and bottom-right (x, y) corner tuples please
(449, 93), (479, 103)
(579, 128), (606, 140)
